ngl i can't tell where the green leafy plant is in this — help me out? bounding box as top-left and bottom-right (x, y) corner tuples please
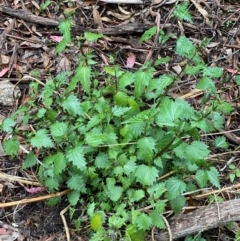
(1, 25), (233, 240)
(228, 164), (240, 182)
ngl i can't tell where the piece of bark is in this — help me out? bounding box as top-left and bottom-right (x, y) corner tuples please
(155, 199), (240, 240)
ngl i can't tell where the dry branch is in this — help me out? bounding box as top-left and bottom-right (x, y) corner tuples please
(155, 199), (240, 240)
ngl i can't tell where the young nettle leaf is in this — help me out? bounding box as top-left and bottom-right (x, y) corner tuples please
(203, 66), (223, 78)
(215, 136), (229, 148)
(166, 177), (186, 200)
(58, 18), (71, 43)
(118, 72), (135, 90)
(140, 26), (157, 42)
(207, 166), (220, 188)
(184, 64), (204, 75)
(137, 137), (156, 162)
(147, 183), (165, 200)
(85, 132), (105, 147)
(68, 190), (80, 206)
(126, 225), (145, 241)
(108, 215), (126, 229)
(176, 36), (195, 57)
(30, 129), (54, 148)
(66, 146), (86, 170)
(114, 91), (129, 106)
(67, 174), (85, 191)
(84, 32), (104, 42)
(195, 169), (208, 188)
(106, 178), (123, 202)
(135, 212), (152, 231)
(149, 210), (166, 229)
(134, 68), (154, 98)
(174, 2), (193, 23)
(22, 151), (37, 169)
(130, 189), (145, 202)
(91, 212), (103, 232)
(112, 106), (131, 117)
(156, 97), (183, 127)
(95, 152), (110, 169)
(3, 138), (20, 157)
(45, 177), (60, 192)
(53, 152), (66, 175)
(134, 165), (158, 186)
(185, 141), (210, 162)
(123, 160), (137, 175)
(170, 195), (186, 214)
(1, 118), (16, 133)
(78, 65), (91, 95)
(61, 95), (83, 116)
(196, 76), (216, 93)
(50, 121), (68, 138)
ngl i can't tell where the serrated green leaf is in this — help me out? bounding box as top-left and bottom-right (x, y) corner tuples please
(185, 141), (210, 162)
(184, 64), (204, 75)
(170, 195), (186, 214)
(58, 19), (71, 43)
(195, 169), (208, 188)
(140, 26), (157, 42)
(156, 97), (183, 127)
(131, 189), (145, 202)
(196, 77), (216, 93)
(50, 122), (68, 138)
(134, 68), (153, 98)
(147, 183), (165, 200)
(78, 65), (91, 94)
(109, 215), (126, 229)
(203, 66), (223, 78)
(87, 203), (95, 217)
(137, 137), (156, 162)
(166, 177), (186, 200)
(174, 2), (193, 23)
(66, 146), (86, 170)
(114, 91), (129, 106)
(95, 152), (110, 169)
(30, 129), (54, 148)
(106, 178), (123, 202)
(85, 132), (104, 147)
(176, 36), (196, 58)
(67, 174), (85, 191)
(91, 212), (103, 232)
(53, 152), (66, 175)
(118, 72), (135, 89)
(207, 166), (220, 188)
(3, 138), (20, 157)
(126, 225), (145, 241)
(1, 118), (16, 133)
(136, 212), (152, 231)
(84, 32), (104, 42)
(22, 151), (37, 169)
(112, 106), (131, 117)
(149, 210), (166, 229)
(215, 136), (229, 148)
(61, 95), (83, 116)
(123, 160), (137, 175)
(134, 165), (158, 186)
(68, 190), (80, 206)
(45, 177), (59, 191)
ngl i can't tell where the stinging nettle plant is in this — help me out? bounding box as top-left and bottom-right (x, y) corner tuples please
(1, 3), (234, 240)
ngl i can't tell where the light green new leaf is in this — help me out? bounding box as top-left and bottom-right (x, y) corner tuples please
(131, 189), (145, 202)
(215, 136), (229, 148)
(123, 160), (137, 175)
(136, 212), (152, 231)
(176, 36), (195, 57)
(196, 76), (216, 93)
(91, 212), (103, 231)
(137, 137), (156, 162)
(84, 32), (104, 42)
(174, 2), (193, 23)
(50, 122), (68, 138)
(78, 65), (91, 94)
(166, 177), (186, 200)
(140, 26), (157, 42)
(207, 167), (220, 188)
(3, 138), (20, 157)
(62, 95), (83, 116)
(68, 190), (80, 206)
(66, 146), (86, 170)
(203, 66), (223, 78)
(134, 165), (158, 186)
(22, 151), (37, 169)
(1, 118), (16, 133)
(185, 141), (210, 162)
(184, 64), (204, 75)
(126, 225), (145, 241)
(195, 169), (208, 188)
(118, 72), (135, 89)
(67, 174), (85, 191)
(147, 183), (165, 200)
(58, 19), (71, 43)
(30, 129), (54, 148)
(95, 152), (110, 169)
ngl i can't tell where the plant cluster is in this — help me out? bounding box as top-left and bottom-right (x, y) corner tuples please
(0, 3), (235, 240)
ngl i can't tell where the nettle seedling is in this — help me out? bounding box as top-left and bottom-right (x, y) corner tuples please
(0, 3), (234, 240)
